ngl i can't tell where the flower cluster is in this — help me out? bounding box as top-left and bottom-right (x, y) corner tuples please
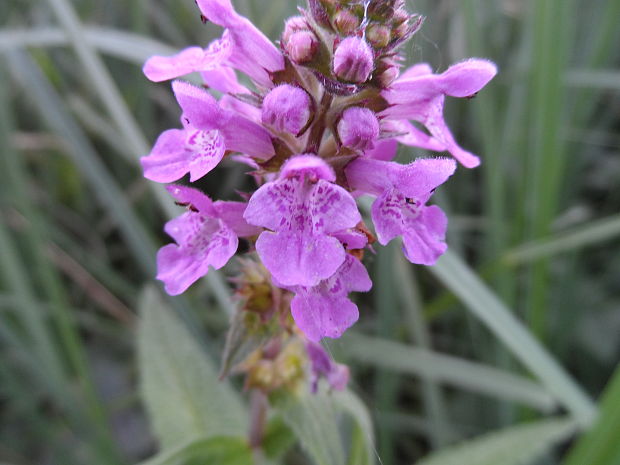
(142, 0), (496, 392)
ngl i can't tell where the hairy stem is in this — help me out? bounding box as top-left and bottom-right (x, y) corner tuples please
(305, 91), (334, 154)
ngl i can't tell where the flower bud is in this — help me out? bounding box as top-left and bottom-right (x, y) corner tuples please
(309, 0), (335, 29)
(333, 9), (360, 35)
(282, 16), (319, 64)
(262, 84), (313, 136)
(337, 107), (380, 152)
(373, 58), (400, 88)
(332, 37), (374, 83)
(366, 24), (391, 48)
(368, 0), (398, 19)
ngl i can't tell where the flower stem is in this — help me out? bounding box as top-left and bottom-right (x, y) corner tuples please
(305, 91), (333, 154)
(249, 389), (269, 450)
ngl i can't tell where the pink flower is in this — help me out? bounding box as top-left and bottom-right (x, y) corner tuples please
(143, 32), (232, 82)
(284, 255), (372, 342)
(195, 0), (284, 88)
(381, 59), (497, 168)
(306, 340), (350, 392)
(346, 157), (456, 265)
(157, 185), (260, 295)
(141, 81), (274, 183)
(244, 155), (361, 287)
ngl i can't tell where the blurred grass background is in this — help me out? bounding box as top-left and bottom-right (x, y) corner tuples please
(0, 0), (619, 464)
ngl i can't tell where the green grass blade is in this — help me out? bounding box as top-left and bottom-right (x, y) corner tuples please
(566, 69), (620, 90)
(395, 255), (451, 446)
(563, 364), (620, 465)
(0, 65), (123, 464)
(0, 27), (176, 64)
(504, 213), (620, 265)
(343, 334), (556, 411)
(429, 250), (596, 426)
(416, 418), (577, 465)
(43, 0), (178, 219)
(373, 243), (400, 463)
(6, 49), (157, 275)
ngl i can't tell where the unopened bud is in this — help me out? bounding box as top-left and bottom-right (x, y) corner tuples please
(308, 0), (334, 29)
(262, 85), (313, 136)
(393, 20), (410, 40)
(392, 8), (409, 26)
(332, 37), (374, 83)
(373, 58), (400, 87)
(368, 0), (399, 19)
(282, 16), (319, 64)
(366, 24), (391, 48)
(337, 107), (380, 152)
(334, 9), (360, 35)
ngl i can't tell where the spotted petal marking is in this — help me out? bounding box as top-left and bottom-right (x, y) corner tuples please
(156, 211), (237, 295)
(185, 129), (226, 182)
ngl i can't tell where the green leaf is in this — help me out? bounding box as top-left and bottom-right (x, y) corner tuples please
(262, 415), (296, 461)
(139, 436), (252, 465)
(334, 390), (375, 465)
(273, 388), (375, 465)
(138, 287), (247, 448)
(563, 364), (620, 465)
(429, 250), (596, 426)
(275, 388), (346, 465)
(416, 418), (576, 465)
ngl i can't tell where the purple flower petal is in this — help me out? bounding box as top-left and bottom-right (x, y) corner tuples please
(195, 0), (284, 87)
(173, 80), (227, 129)
(402, 205), (448, 265)
(292, 294), (359, 341)
(245, 155), (361, 286)
(201, 66), (248, 94)
(220, 94), (261, 122)
(381, 59), (497, 168)
(437, 59), (498, 98)
(306, 340), (350, 392)
(256, 230), (345, 287)
(166, 184), (216, 215)
(423, 96), (481, 168)
(172, 80), (274, 160)
(345, 157), (392, 196)
(279, 154), (336, 182)
(186, 128), (226, 182)
(143, 34), (232, 82)
(143, 47), (207, 82)
(364, 138), (398, 161)
(141, 127), (226, 184)
(348, 157), (454, 265)
(385, 119), (446, 153)
(157, 212), (238, 295)
(332, 229), (368, 250)
(399, 62), (433, 80)
(388, 157), (457, 200)
(213, 201), (261, 237)
(141, 129), (189, 183)
(219, 117), (275, 160)
(289, 255), (372, 341)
